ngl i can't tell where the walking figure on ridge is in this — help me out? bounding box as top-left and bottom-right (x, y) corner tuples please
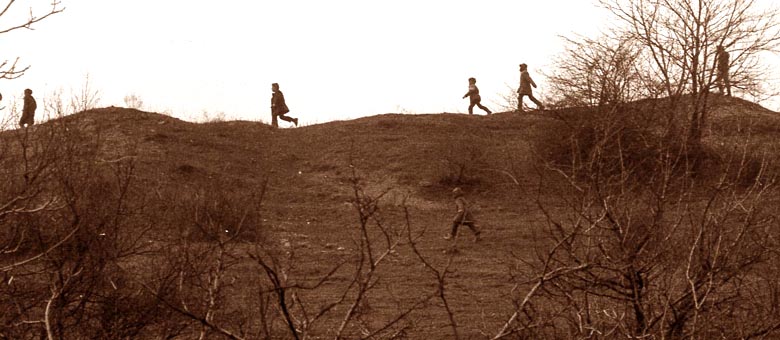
(444, 187), (482, 242)
(19, 88), (36, 128)
(463, 77), (492, 115)
(271, 83), (298, 128)
(517, 63), (545, 112)
(715, 45), (731, 97)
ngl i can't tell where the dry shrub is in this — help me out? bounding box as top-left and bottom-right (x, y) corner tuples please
(163, 184), (266, 243)
(696, 132), (778, 188)
(518, 102), (780, 339)
(534, 103), (691, 180)
(0, 121), (175, 339)
(437, 138), (486, 187)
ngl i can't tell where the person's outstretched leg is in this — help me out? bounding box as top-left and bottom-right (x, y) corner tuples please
(468, 102), (476, 114)
(477, 102), (491, 114)
(278, 114), (298, 126)
(529, 95), (545, 110)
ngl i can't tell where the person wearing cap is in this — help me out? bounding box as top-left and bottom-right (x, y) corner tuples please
(19, 88), (36, 128)
(444, 187), (481, 242)
(271, 83), (298, 128)
(462, 77), (492, 115)
(517, 63), (545, 112)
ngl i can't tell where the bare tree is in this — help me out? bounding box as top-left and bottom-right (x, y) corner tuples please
(509, 105), (780, 338)
(0, 111), (171, 339)
(597, 0), (780, 148)
(137, 184), (267, 340)
(1, 0), (65, 80)
(128, 163), (445, 339)
(405, 204), (463, 340)
(546, 31), (647, 108)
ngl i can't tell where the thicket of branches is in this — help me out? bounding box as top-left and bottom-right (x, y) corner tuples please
(506, 103), (780, 338)
(547, 0), (780, 149)
(3, 0), (780, 339)
(500, 1), (780, 338)
(0, 0), (64, 80)
(0, 109), (475, 338)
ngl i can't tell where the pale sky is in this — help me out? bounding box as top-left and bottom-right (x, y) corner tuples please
(1, 0), (777, 125)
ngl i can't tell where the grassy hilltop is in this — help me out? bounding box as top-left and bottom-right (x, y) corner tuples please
(2, 96), (780, 339)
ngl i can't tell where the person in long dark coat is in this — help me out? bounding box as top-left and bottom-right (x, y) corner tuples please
(19, 88), (36, 128)
(271, 83), (298, 128)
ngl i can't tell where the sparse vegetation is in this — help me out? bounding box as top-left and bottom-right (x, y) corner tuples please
(548, 0), (780, 155)
(3, 93), (778, 338)
(124, 93), (144, 110)
(438, 136), (487, 187)
(199, 110), (227, 123)
(0, 0), (65, 80)
(513, 94), (780, 338)
(69, 74), (101, 113)
(2, 1), (780, 338)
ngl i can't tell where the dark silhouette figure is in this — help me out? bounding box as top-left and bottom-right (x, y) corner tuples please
(715, 45), (731, 96)
(463, 77), (491, 115)
(19, 88), (36, 128)
(517, 63), (545, 111)
(444, 187), (481, 242)
(271, 83), (298, 128)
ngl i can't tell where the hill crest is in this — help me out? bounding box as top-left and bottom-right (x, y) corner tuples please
(3, 95), (777, 210)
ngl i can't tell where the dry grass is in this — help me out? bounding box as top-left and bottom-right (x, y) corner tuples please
(2, 96), (779, 338)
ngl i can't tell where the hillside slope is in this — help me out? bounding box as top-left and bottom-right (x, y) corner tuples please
(2, 95), (779, 338)
(43, 107), (554, 235)
(6, 96), (778, 245)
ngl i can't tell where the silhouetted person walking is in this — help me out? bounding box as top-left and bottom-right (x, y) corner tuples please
(463, 77), (491, 115)
(19, 88), (36, 128)
(444, 187), (481, 242)
(271, 83), (298, 128)
(517, 63), (544, 111)
(715, 45), (731, 96)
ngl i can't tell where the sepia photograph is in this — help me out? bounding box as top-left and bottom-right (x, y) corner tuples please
(3, 0), (780, 338)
